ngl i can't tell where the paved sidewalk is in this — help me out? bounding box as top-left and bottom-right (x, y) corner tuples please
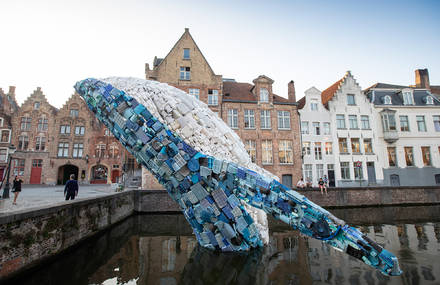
(0, 184), (117, 214)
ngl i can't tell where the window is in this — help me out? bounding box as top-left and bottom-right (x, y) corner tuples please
(336, 115), (346, 129)
(208, 89), (218, 105)
(0, 149), (6, 162)
(364, 138), (373, 153)
(180, 67), (191, 80)
(312, 122), (320, 135)
(96, 143), (106, 158)
(244, 110), (255, 129)
(325, 142), (332, 155)
(35, 136), (46, 151)
(310, 100), (318, 111)
(416, 116), (426, 132)
(384, 96), (392, 104)
(404, 147), (414, 166)
(323, 122), (331, 135)
(189, 89), (199, 100)
(18, 135), (29, 150)
(302, 142), (310, 156)
(279, 140), (293, 164)
(340, 162), (350, 179)
(104, 129), (110, 136)
(58, 142), (69, 157)
(304, 164), (312, 183)
(421, 147), (431, 166)
(314, 142), (322, 160)
(361, 116), (370, 129)
(34, 102), (40, 109)
(260, 110), (271, 129)
(37, 117), (48, 131)
(400, 116), (410, 132)
(245, 140), (256, 163)
(70, 109), (79, 118)
(353, 162), (363, 179)
(1, 130), (10, 142)
(426, 96), (434, 105)
(387, 147), (397, 167)
(433, 115), (440, 132)
(227, 109), (238, 129)
(20, 116), (32, 130)
(60, 125), (71, 134)
(109, 144), (119, 158)
(403, 91), (414, 105)
(0, 118), (3, 127)
(262, 140), (272, 164)
(72, 143), (84, 158)
(381, 112), (396, 131)
(349, 115), (358, 129)
(347, 94), (355, 105)
(301, 121), (309, 134)
(351, 138), (360, 153)
(13, 159), (25, 176)
(183, 48), (190, 59)
(338, 138), (348, 153)
(75, 126), (85, 136)
(260, 88), (269, 102)
(327, 164), (334, 170)
(32, 159), (42, 167)
(278, 111), (290, 129)
(316, 164), (324, 180)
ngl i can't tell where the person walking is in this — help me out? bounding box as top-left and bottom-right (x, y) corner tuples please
(64, 174), (79, 201)
(318, 178), (327, 195)
(12, 176), (23, 205)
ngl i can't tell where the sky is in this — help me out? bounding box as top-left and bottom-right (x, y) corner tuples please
(1, 0), (439, 108)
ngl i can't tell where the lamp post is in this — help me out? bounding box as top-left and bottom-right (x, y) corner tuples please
(2, 145), (16, 199)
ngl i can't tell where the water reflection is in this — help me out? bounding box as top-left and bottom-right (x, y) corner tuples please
(4, 206), (440, 285)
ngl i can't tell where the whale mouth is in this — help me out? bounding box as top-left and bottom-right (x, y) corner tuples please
(74, 77), (402, 276)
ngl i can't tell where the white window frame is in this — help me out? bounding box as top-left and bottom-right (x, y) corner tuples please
(262, 139), (273, 164)
(208, 90), (218, 106)
(244, 109), (255, 129)
(277, 111), (290, 130)
(260, 88), (269, 103)
(278, 140), (293, 164)
(260, 110), (271, 129)
(227, 109), (238, 129)
(189, 88), (200, 100)
(179, 67), (191, 80)
(58, 142), (69, 157)
(336, 114), (346, 129)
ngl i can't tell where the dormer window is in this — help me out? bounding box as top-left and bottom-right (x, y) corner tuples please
(384, 95), (392, 105)
(260, 88), (269, 103)
(403, 91), (414, 105)
(310, 100), (318, 111)
(426, 96), (434, 105)
(183, 48), (190, 59)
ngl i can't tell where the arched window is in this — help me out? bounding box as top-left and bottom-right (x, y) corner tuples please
(384, 96), (392, 105)
(426, 96), (434, 105)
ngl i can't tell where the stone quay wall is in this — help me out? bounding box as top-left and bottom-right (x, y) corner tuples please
(0, 191), (134, 280)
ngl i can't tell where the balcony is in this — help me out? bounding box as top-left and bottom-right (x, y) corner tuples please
(383, 130), (399, 143)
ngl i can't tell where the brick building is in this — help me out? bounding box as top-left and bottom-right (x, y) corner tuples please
(9, 88), (134, 185)
(0, 87), (19, 180)
(145, 28), (302, 188)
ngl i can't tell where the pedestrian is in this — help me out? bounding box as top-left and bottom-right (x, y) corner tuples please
(12, 176), (23, 205)
(64, 174), (79, 201)
(318, 178), (327, 195)
(296, 178), (306, 189)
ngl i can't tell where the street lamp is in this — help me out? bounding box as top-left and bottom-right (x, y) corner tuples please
(2, 145), (16, 199)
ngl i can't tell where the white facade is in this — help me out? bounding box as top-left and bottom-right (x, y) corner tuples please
(326, 72), (383, 186)
(299, 87), (334, 187)
(368, 88), (440, 186)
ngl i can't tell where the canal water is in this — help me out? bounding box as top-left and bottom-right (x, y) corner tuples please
(3, 205), (440, 285)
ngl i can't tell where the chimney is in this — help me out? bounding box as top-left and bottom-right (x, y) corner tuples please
(415, 69), (430, 89)
(288, 80), (296, 102)
(8, 86), (15, 95)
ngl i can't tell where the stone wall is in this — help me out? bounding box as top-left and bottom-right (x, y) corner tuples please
(0, 191), (134, 280)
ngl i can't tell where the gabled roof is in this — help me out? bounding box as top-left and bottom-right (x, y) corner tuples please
(21, 87), (57, 113)
(223, 81), (293, 104)
(153, 28), (217, 77)
(365, 82), (408, 91)
(366, 89), (440, 106)
(297, 96), (306, 109)
(321, 78), (344, 108)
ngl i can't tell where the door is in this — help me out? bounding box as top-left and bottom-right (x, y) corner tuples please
(30, 159), (43, 184)
(111, 169), (120, 183)
(390, 174), (400, 186)
(282, 174), (292, 189)
(327, 170), (335, 187)
(0, 168), (4, 181)
(367, 162), (376, 184)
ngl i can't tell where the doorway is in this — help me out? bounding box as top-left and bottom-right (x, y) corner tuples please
(58, 164), (79, 185)
(282, 174), (292, 189)
(30, 159), (43, 184)
(367, 162), (376, 184)
(327, 170), (335, 187)
(111, 169), (120, 183)
(91, 164), (108, 184)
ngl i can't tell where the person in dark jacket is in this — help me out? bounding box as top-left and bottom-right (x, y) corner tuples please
(12, 176), (23, 205)
(64, 174), (79, 200)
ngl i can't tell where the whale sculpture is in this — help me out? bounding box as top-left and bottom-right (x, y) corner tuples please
(74, 77), (402, 276)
